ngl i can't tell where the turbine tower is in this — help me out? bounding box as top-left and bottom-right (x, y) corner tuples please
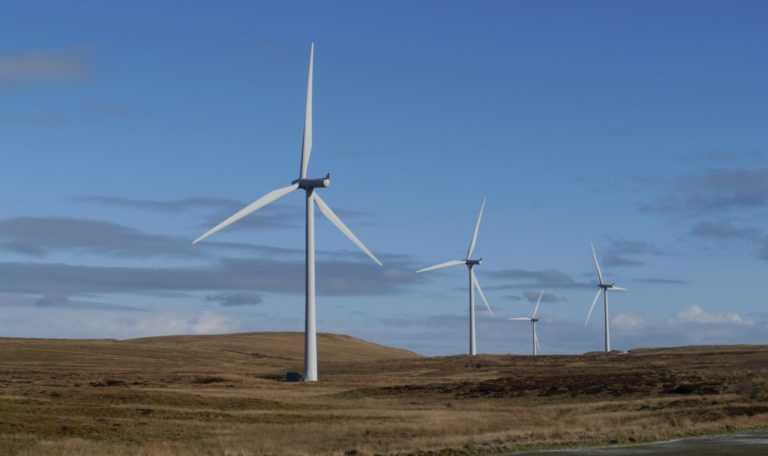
(585, 243), (627, 352)
(509, 290), (544, 356)
(193, 44), (382, 382)
(417, 199), (494, 356)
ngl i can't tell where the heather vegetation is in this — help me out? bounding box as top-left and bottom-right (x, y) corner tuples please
(1, 333), (767, 455)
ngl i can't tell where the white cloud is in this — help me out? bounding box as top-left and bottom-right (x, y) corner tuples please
(371, 304), (767, 355)
(191, 311), (242, 334)
(133, 310), (242, 336)
(612, 312), (647, 331)
(670, 304), (748, 325)
(0, 307), (242, 340)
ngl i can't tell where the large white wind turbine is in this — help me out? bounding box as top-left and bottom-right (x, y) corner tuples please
(509, 290), (544, 356)
(585, 243), (627, 352)
(417, 200), (494, 356)
(193, 44), (382, 382)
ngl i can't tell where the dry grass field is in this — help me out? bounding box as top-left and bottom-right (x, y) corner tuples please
(1, 332), (767, 455)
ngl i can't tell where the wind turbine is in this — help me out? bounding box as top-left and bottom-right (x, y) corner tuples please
(417, 199), (494, 356)
(509, 290), (544, 356)
(585, 243), (627, 353)
(193, 44), (382, 382)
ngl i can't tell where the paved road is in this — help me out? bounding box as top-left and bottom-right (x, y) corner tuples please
(509, 430), (768, 455)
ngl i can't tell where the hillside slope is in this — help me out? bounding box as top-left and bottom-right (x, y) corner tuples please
(0, 339), (767, 456)
(124, 331), (419, 362)
(0, 331), (419, 377)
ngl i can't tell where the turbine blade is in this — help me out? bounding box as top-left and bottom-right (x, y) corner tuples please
(312, 192), (382, 266)
(193, 183), (299, 244)
(532, 289), (544, 319)
(591, 242), (605, 285)
(299, 43), (314, 178)
(611, 286), (628, 291)
(416, 260), (465, 273)
(466, 198), (486, 259)
(508, 317), (531, 321)
(472, 269), (494, 316)
(534, 330), (541, 353)
(585, 288), (602, 326)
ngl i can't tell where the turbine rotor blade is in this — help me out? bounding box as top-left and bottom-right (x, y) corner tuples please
(466, 198), (486, 259)
(193, 183), (299, 244)
(416, 260), (465, 273)
(508, 317), (531, 321)
(472, 269), (494, 316)
(585, 288), (602, 326)
(299, 43), (314, 178)
(534, 330), (541, 353)
(532, 289), (544, 319)
(611, 286), (628, 291)
(591, 242), (605, 285)
(312, 193), (382, 266)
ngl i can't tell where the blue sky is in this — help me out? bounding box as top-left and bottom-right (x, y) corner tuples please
(1, 1), (767, 355)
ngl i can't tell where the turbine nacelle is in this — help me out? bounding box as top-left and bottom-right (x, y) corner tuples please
(466, 258), (482, 267)
(294, 173), (331, 190)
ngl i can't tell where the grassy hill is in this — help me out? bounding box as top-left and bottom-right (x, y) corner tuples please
(124, 331), (419, 363)
(0, 334), (767, 455)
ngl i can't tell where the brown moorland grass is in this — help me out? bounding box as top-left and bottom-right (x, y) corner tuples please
(1, 332), (767, 455)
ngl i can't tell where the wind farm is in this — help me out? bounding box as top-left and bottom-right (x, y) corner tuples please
(2, 1), (768, 455)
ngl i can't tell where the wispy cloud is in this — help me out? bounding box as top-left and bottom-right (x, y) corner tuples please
(638, 167), (768, 260)
(72, 196), (243, 213)
(641, 168), (768, 214)
(689, 220), (761, 241)
(634, 277), (687, 285)
(678, 149), (764, 164)
(0, 217), (204, 259)
(0, 214), (421, 304)
(0, 51), (85, 83)
(34, 294), (145, 312)
(486, 268), (592, 290)
(74, 195), (379, 237)
(73, 195), (366, 231)
(0, 257), (419, 298)
(599, 237), (664, 268)
(0, 216), (310, 259)
(82, 100), (142, 119)
(204, 291), (263, 307)
(0, 113), (69, 127)
(521, 290), (567, 303)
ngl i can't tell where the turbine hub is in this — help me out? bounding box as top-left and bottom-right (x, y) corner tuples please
(295, 173), (331, 190)
(466, 258), (481, 267)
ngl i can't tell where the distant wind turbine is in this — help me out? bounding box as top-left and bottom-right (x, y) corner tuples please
(509, 290), (544, 356)
(193, 44), (382, 382)
(417, 199), (494, 356)
(585, 243), (627, 352)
